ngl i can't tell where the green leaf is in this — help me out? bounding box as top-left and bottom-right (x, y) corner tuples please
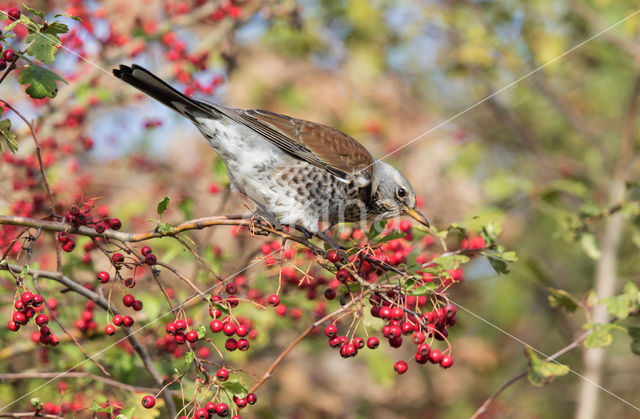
(115, 407), (135, 419)
(30, 397), (42, 410)
(600, 281), (640, 319)
(89, 401), (113, 413)
(0, 118), (18, 153)
(22, 4), (45, 18)
(481, 220), (502, 244)
(627, 326), (640, 355)
(370, 230), (405, 245)
(580, 233), (601, 260)
(178, 197), (194, 220)
(367, 219), (387, 240)
(18, 64), (67, 99)
(548, 288), (579, 313)
(433, 254), (469, 270)
(584, 323), (621, 348)
(221, 375), (248, 394)
(53, 13), (82, 22)
(20, 264), (30, 278)
(525, 347), (569, 387)
(184, 351), (195, 368)
(44, 21), (69, 35)
(488, 256), (510, 274)
(197, 324), (206, 339)
(406, 282), (437, 296)
(157, 196), (170, 216)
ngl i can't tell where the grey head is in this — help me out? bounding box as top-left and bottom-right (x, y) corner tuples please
(370, 161), (430, 227)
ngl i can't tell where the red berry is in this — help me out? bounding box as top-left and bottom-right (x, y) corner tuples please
(226, 283), (237, 294)
(97, 271), (110, 283)
(35, 314), (48, 326)
(324, 324), (337, 338)
(440, 354), (453, 368)
(166, 322), (176, 335)
(141, 246), (152, 256)
(111, 253), (124, 265)
(412, 331), (426, 345)
(353, 337), (365, 349)
(94, 222), (106, 233)
(237, 338), (250, 351)
(62, 241), (76, 252)
(429, 349), (442, 364)
(112, 314), (124, 326)
(174, 331), (186, 344)
(12, 311), (26, 325)
(124, 277), (136, 288)
(14, 300), (25, 312)
(32, 294), (43, 307)
(122, 294), (135, 307)
(225, 337), (237, 351)
(401, 321), (414, 335)
(57, 232), (70, 244)
(210, 320), (223, 333)
(324, 288), (336, 300)
(391, 306), (404, 320)
(267, 294), (280, 307)
(216, 403), (229, 417)
(246, 392), (257, 405)
(205, 402), (217, 415)
(235, 397), (247, 408)
(222, 322), (236, 336)
(3, 49), (16, 62)
(0, 59), (6, 71)
(335, 268), (350, 282)
(141, 395), (155, 408)
(145, 253), (157, 265)
(236, 324), (249, 337)
(105, 324), (116, 335)
(8, 320), (19, 331)
(186, 330), (198, 342)
(21, 292), (35, 305)
(7, 7), (20, 20)
(123, 316), (134, 327)
(216, 368), (229, 381)
(394, 360), (408, 374)
(194, 408), (208, 419)
(132, 300), (143, 311)
(109, 218), (122, 230)
(175, 319), (186, 331)
(379, 306), (391, 320)
(366, 336), (379, 349)
(444, 303), (456, 319)
(327, 249), (340, 262)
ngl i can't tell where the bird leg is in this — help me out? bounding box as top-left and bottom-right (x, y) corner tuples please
(249, 207), (284, 235)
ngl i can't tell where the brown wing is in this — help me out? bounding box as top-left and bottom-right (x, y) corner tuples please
(216, 107), (374, 183)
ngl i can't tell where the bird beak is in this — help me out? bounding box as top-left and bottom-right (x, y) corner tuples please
(404, 206), (430, 228)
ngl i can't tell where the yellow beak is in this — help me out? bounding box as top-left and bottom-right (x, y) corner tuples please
(404, 206), (430, 228)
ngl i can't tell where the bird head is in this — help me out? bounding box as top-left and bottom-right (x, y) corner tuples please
(371, 161), (430, 227)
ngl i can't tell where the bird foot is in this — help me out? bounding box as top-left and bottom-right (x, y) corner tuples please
(249, 209), (283, 235)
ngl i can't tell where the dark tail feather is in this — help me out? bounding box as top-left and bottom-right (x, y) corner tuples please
(113, 64), (219, 119)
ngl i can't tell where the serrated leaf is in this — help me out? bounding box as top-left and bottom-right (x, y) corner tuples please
(488, 256), (509, 274)
(580, 233), (601, 260)
(600, 281), (640, 319)
(0, 118), (18, 153)
(500, 251), (518, 262)
(157, 196), (170, 216)
(584, 323), (618, 348)
(434, 254), (469, 270)
(371, 230), (405, 245)
(548, 288), (578, 312)
(26, 31), (60, 64)
(367, 219), (387, 240)
(197, 324), (206, 339)
(525, 347), (569, 387)
(221, 375), (248, 394)
(53, 13), (82, 22)
(481, 220), (502, 244)
(90, 401), (113, 413)
(44, 21), (69, 35)
(406, 281), (437, 296)
(22, 4), (45, 18)
(18, 64), (67, 99)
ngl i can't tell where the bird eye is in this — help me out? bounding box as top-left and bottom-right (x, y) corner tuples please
(396, 187), (407, 199)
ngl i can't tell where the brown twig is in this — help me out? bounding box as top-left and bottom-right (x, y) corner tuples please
(0, 413), (61, 418)
(470, 329), (592, 419)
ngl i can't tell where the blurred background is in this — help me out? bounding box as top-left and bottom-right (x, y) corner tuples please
(2, 0), (640, 418)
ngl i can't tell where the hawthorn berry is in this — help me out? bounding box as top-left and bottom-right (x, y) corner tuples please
(7, 7), (20, 21)
(335, 268), (350, 282)
(132, 300), (143, 311)
(216, 368), (229, 381)
(105, 324), (116, 335)
(324, 288), (336, 300)
(145, 253), (157, 265)
(225, 338), (237, 351)
(226, 283), (237, 294)
(391, 306), (404, 320)
(174, 332), (186, 344)
(394, 360), (408, 374)
(216, 403), (229, 417)
(440, 354), (453, 368)
(353, 337), (365, 349)
(324, 324), (338, 338)
(429, 349), (442, 364)
(62, 241), (76, 252)
(237, 338), (250, 351)
(8, 320), (19, 331)
(35, 314), (48, 327)
(175, 319), (186, 331)
(327, 249), (340, 262)
(236, 324), (249, 337)
(222, 322), (236, 336)
(166, 322), (176, 335)
(141, 395), (155, 409)
(94, 222), (106, 233)
(412, 331), (426, 345)
(122, 294), (135, 307)
(111, 253), (124, 265)
(123, 316), (134, 327)
(124, 277), (135, 288)
(97, 271), (110, 283)
(3, 49), (16, 62)
(0, 59), (6, 71)
(401, 321), (414, 335)
(205, 402), (216, 415)
(246, 392), (257, 405)
(267, 294), (279, 307)
(21, 291), (35, 305)
(186, 330), (198, 342)
(366, 336), (379, 349)
(12, 311), (26, 325)
(141, 246), (152, 256)
(109, 218), (122, 230)
(39, 326), (51, 336)
(210, 320), (223, 333)
(14, 300), (25, 312)
(32, 294), (43, 307)
(235, 397), (247, 408)
(57, 232), (70, 244)
(194, 408), (208, 419)
(112, 314), (124, 326)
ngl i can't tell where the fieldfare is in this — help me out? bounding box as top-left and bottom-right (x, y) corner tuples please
(113, 64), (429, 233)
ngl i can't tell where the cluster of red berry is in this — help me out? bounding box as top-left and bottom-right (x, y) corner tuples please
(9, 291), (60, 345)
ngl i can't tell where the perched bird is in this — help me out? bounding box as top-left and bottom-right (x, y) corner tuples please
(113, 64), (428, 233)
